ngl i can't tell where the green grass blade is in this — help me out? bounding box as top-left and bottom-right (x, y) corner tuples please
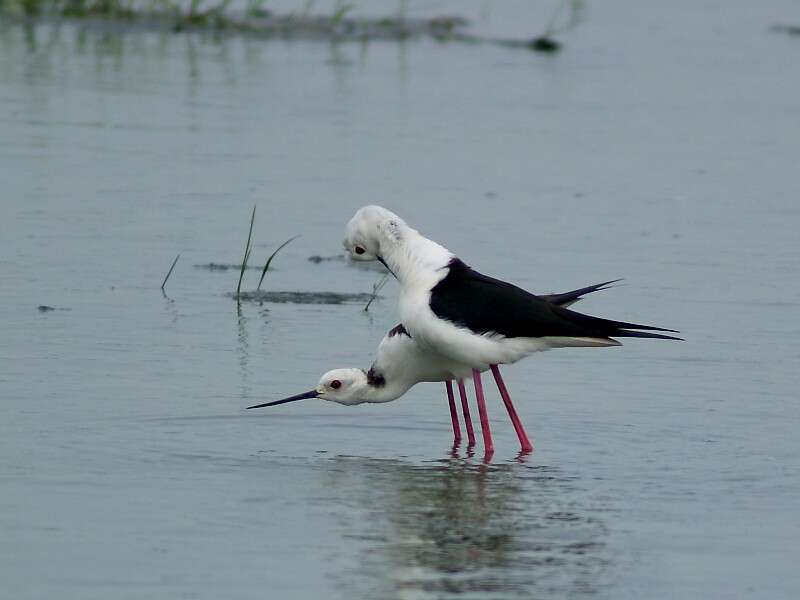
(160, 253), (181, 291)
(257, 235), (300, 290)
(236, 205), (256, 300)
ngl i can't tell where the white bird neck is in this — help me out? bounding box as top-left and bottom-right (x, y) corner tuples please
(379, 225), (453, 286)
(358, 377), (413, 404)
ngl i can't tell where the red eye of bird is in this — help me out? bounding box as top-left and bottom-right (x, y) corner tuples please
(330, 380), (342, 389)
(354, 246), (366, 255)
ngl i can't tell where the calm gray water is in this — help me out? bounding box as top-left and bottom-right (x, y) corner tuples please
(2, 1), (800, 598)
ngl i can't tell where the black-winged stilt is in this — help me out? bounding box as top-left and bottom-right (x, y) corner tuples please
(247, 279), (625, 454)
(342, 205), (681, 457)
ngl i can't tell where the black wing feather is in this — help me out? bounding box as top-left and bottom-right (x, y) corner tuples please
(429, 259), (681, 341)
(387, 323), (410, 338)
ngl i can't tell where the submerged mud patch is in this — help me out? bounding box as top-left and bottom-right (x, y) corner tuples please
(195, 263), (263, 272)
(307, 255), (346, 264)
(230, 290), (378, 305)
(771, 24), (800, 36)
(37, 305), (71, 312)
(308, 255), (388, 272)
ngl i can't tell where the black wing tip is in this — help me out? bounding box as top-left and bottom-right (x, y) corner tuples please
(596, 278), (624, 288)
(567, 278), (624, 296)
(578, 278), (624, 296)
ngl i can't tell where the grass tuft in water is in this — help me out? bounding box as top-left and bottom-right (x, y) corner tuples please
(236, 205), (256, 303)
(363, 274), (389, 312)
(257, 235), (300, 291)
(331, 0), (352, 25)
(0, 1), (566, 55)
(1, 0), (475, 46)
(160, 253), (181, 292)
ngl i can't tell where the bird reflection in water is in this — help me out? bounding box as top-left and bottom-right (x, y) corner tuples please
(321, 456), (610, 598)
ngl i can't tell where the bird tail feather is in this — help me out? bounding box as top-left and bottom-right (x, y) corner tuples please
(555, 305), (683, 341)
(612, 329), (683, 341)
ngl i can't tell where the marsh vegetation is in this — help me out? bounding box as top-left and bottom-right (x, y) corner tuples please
(1, 0), (584, 50)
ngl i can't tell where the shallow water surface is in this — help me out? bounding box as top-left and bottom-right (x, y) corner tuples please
(2, 1), (800, 598)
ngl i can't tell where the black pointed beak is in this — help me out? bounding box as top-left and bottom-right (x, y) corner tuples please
(377, 256), (396, 279)
(246, 389), (318, 409)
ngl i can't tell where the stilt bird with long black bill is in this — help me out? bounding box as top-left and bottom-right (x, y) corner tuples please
(334, 206), (681, 457)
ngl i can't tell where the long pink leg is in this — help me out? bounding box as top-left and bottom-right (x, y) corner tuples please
(490, 364), (533, 453)
(445, 381), (461, 444)
(472, 369), (494, 457)
(457, 379), (476, 446)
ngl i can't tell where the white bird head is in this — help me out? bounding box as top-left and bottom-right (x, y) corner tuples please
(246, 368), (371, 409)
(343, 205), (406, 262)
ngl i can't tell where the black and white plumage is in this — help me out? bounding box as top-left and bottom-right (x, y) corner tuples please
(246, 280), (616, 410)
(343, 205), (680, 370)
(251, 206), (679, 457)
(430, 258), (679, 343)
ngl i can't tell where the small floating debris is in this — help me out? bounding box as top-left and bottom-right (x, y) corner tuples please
(230, 291), (379, 305)
(519, 0), (584, 53)
(528, 36), (561, 53)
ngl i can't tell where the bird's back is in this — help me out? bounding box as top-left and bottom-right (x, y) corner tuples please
(371, 324), (463, 386)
